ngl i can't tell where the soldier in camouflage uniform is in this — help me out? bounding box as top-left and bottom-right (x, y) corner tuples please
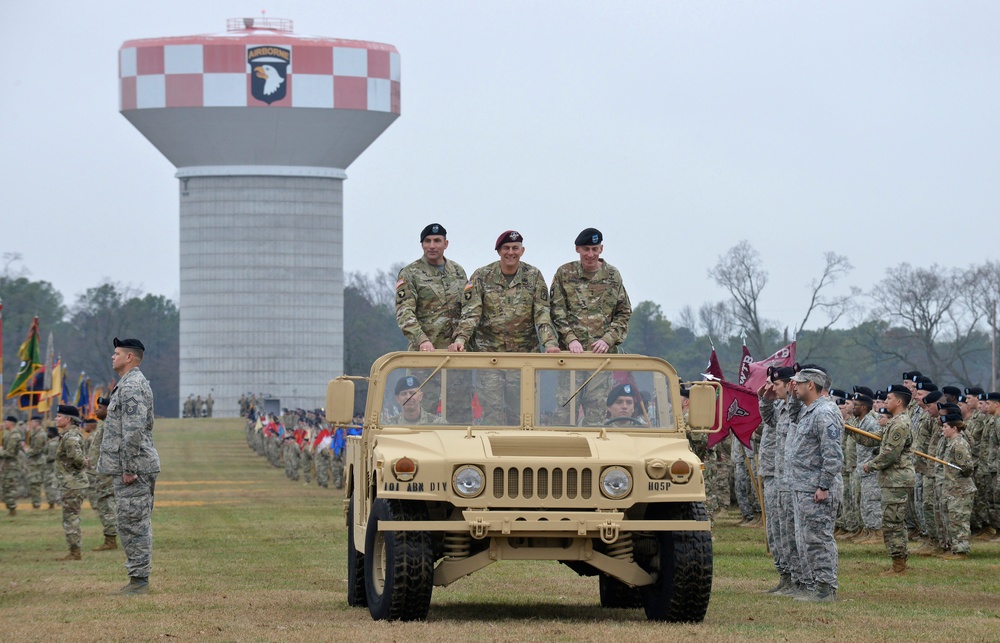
(386, 376), (440, 425)
(24, 414), (47, 509)
(98, 338), (161, 595)
(912, 390), (944, 554)
(984, 392), (1000, 538)
(758, 366), (801, 594)
(88, 397), (118, 551)
(851, 392), (884, 543)
(450, 230), (560, 425)
(1, 416), (24, 516)
(935, 411), (976, 558)
(963, 388), (991, 536)
(55, 405), (87, 560)
(785, 367), (843, 602)
(549, 228), (631, 425)
(313, 423), (333, 488)
(300, 428), (314, 484)
(44, 425), (61, 508)
(832, 391), (861, 538)
(858, 384), (916, 574)
(396, 223), (472, 422)
(282, 433), (300, 481)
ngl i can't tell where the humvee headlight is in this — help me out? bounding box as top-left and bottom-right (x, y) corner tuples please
(600, 467), (632, 499)
(392, 457), (418, 482)
(453, 465), (485, 498)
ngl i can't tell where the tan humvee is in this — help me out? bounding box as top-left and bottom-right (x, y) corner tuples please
(326, 351), (721, 623)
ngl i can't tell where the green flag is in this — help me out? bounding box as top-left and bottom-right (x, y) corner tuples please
(6, 316), (42, 399)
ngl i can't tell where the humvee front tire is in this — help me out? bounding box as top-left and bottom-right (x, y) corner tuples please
(364, 498), (435, 621)
(599, 573), (642, 609)
(346, 495), (366, 607)
(638, 502), (713, 622)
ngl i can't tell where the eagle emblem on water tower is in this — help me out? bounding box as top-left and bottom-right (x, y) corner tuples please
(247, 46), (290, 104)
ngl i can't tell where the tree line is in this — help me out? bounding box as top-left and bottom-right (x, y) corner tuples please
(4, 244), (997, 419)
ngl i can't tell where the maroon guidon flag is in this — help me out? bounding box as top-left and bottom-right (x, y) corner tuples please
(741, 342), (796, 394)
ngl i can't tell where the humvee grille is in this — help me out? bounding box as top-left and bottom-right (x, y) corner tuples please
(492, 467), (594, 500)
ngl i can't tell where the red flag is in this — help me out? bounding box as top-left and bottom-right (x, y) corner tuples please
(704, 349), (725, 381)
(471, 392), (483, 421)
(738, 344), (753, 386)
(707, 379), (761, 449)
(742, 342), (797, 394)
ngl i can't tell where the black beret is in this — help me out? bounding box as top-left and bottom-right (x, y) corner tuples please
(31, 414), (43, 421)
(494, 230), (523, 250)
(852, 393), (873, 406)
(941, 386), (961, 397)
(852, 386), (874, 398)
(830, 389), (848, 400)
(902, 371), (922, 380)
(923, 390), (943, 404)
(420, 223), (446, 241)
(97, 397), (110, 406)
(877, 407), (892, 416)
(957, 394), (968, 403)
(936, 402), (960, 412)
(395, 376), (420, 395)
(965, 387), (984, 397)
(978, 392), (990, 401)
(940, 412), (964, 426)
(56, 405), (80, 418)
(4, 415), (17, 423)
(916, 382), (938, 392)
(83, 418), (97, 425)
(574, 228), (603, 247)
(679, 384), (689, 399)
(768, 366), (796, 381)
(886, 384), (912, 402)
(873, 390), (887, 401)
(607, 383), (637, 407)
(914, 375), (933, 385)
(987, 392), (1000, 402)
(114, 337), (145, 351)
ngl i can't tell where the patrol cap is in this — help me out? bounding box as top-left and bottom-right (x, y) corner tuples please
(941, 386), (961, 397)
(902, 371), (922, 381)
(574, 227), (603, 247)
(56, 405), (80, 418)
(852, 386), (875, 398)
(790, 368), (827, 389)
(767, 366), (795, 381)
(885, 384), (912, 403)
(495, 230), (523, 250)
(922, 390), (943, 404)
(395, 376), (420, 395)
(96, 396), (110, 406)
(4, 415), (17, 423)
(852, 393), (873, 406)
(916, 381), (938, 392)
(420, 223), (447, 241)
(987, 392), (1000, 402)
(607, 383), (636, 407)
(965, 386), (985, 397)
(113, 337), (145, 351)
(940, 412), (964, 426)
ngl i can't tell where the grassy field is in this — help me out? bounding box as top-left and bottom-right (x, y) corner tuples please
(1, 418), (999, 642)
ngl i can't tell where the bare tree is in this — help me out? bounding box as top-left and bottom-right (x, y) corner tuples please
(710, 241), (769, 354)
(868, 263), (984, 384)
(698, 301), (735, 341)
(347, 262), (405, 309)
(677, 305), (698, 332)
(794, 252), (862, 360)
(968, 261), (1000, 390)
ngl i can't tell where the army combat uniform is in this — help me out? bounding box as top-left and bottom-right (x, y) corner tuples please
(88, 422), (118, 548)
(396, 256), (471, 422)
(1, 424), (24, 514)
(97, 366), (161, 584)
(25, 423), (47, 508)
(44, 433), (61, 507)
(454, 261), (558, 425)
(854, 412), (884, 535)
(549, 258), (631, 425)
(935, 431), (975, 556)
(56, 422), (88, 556)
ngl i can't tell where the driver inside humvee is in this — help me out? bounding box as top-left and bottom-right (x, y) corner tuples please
(604, 383), (647, 426)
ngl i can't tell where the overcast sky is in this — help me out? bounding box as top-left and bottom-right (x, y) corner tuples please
(4, 1), (999, 338)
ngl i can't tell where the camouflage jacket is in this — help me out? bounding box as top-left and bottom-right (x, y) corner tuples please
(0, 426), (24, 461)
(97, 367), (160, 476)
(843, 423), (858, 473)
(87, 423), (105, 469)
(56, 426), (88, 490)
(966, 409), (986, 460)
(454, 261), (557, 352)
(46, 435), (60, 463)
(935, 433), (975, 493)
(386, 408), (440, 426)
(913, 413), (938, 475)
(395, 256), (468, 350)
(985, 414), (999, 474)
(855, 412), (915, 488)
(759, 395), (801, 485)
(784, 396), (844, 493)
(549, 259), (631, 351)
(854, 413), (882, 477)
(26, 426), (47, 460)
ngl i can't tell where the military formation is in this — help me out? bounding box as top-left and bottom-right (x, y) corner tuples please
(2, 337), (160, 596)
(243, 405), (359, 491)
(182, 393), (215, 418)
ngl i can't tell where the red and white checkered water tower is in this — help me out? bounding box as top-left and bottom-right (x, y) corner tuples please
(119, 17), (400, 416)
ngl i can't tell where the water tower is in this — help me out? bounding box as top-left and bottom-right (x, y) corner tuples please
(119, 17), (400, 416)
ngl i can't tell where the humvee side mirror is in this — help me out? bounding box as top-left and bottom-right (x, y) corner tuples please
(687, 383), (718, 430)
(326, 379), (355, 424)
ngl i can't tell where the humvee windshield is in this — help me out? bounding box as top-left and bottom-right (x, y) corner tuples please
(381, 365), (675, 430)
